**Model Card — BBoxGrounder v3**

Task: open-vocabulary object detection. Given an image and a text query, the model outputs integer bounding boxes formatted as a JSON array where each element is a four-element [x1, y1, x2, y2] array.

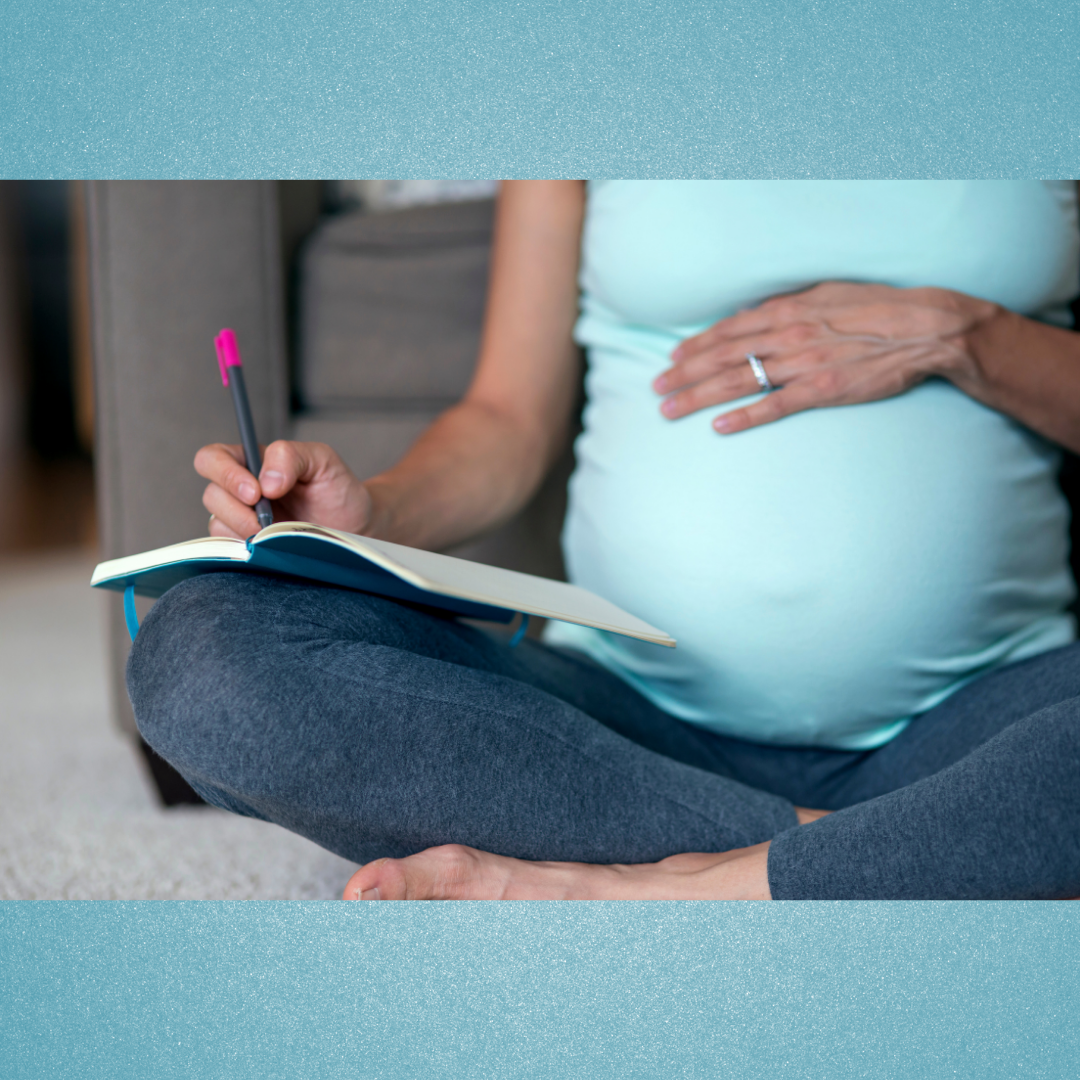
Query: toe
[[343, 858, 409, 901], [343, 845, 513, 901]]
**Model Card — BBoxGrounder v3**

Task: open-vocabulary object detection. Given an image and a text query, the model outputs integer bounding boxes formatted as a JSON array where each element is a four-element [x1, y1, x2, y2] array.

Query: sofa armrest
[[87, 180, 291, 734]]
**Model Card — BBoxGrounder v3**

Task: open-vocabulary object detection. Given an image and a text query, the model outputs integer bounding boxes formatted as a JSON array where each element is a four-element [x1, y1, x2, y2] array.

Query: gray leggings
[[126, 573, 1080, 899]]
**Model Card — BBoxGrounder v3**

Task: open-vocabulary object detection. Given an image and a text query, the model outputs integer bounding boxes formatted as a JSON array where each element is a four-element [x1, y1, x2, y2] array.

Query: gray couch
[[86, 181, 574, 798]]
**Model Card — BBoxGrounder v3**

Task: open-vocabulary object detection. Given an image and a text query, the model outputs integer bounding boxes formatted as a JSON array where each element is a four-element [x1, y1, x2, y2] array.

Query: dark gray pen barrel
[[228, 366, 274, 528]]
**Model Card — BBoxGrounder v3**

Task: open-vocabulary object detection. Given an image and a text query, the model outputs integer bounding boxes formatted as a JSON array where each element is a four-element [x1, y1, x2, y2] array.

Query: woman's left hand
[[653, 282, 997, 434]]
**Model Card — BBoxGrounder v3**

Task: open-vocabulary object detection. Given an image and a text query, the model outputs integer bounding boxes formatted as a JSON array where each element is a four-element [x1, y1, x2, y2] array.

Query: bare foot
[[342, 807, 832, 902], [342, 842, 773, 901]]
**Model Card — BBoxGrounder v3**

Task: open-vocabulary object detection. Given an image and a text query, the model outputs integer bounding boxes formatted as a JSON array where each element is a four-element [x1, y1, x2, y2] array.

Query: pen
[[215, 328, 274, 530]]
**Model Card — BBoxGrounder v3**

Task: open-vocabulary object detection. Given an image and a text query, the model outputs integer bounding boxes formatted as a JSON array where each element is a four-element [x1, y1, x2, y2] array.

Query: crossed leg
[[128, 574, 1080, 901], [342, 694, 1080, 901]]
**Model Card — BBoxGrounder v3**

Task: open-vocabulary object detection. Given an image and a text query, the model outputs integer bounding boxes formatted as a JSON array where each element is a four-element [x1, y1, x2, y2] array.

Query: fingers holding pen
[[257, 439, 319, 500], [195, 443, 265, 537], [207, 512, 247, 540], [195, 443, 261, 502], [195, 439, 369, 536], [202, 478, 261, 538], [194, 440, 313, 502]]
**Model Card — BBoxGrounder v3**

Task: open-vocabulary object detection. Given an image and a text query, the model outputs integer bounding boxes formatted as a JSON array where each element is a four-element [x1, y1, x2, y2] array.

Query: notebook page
[[256, 523, 675, 647]]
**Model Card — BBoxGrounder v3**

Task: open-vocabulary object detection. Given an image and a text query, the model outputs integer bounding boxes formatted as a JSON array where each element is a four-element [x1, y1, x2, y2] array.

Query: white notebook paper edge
[[90, 524, 677, 648], [265, 527, 675, 646]]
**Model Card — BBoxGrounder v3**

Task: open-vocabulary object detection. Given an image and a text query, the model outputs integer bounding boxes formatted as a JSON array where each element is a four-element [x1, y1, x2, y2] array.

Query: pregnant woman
[[129, 180, 1080, 899]]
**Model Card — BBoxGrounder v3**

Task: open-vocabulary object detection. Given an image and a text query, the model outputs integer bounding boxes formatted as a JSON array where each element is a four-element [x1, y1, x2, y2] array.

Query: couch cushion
[[297, 199, 494, 409]]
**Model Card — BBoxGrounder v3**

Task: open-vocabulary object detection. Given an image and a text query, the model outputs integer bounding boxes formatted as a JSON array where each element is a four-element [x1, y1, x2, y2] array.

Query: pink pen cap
[[214, 327, 274, 530], [215, 328, 243, 386]]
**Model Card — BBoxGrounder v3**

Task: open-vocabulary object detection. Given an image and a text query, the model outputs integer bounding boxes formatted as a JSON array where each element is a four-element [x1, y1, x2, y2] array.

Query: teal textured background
[[2, 902, 1078, 1078], [2, 0, 1079, 177]]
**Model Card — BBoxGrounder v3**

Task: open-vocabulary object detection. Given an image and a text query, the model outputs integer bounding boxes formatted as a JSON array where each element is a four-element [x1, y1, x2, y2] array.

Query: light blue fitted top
[[545, 181, 1080, 749]]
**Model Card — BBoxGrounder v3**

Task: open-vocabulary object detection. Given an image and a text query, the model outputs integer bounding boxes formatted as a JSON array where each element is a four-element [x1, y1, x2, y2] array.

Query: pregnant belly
[[558, 376, 1073, 747]]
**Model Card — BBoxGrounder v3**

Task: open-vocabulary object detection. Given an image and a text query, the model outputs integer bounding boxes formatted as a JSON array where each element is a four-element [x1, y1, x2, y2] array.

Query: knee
[[125, 573, 267, 781]]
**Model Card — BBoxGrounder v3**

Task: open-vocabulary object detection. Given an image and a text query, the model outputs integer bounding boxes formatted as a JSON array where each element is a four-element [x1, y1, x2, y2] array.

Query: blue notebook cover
[[91, 522, 676, 647]]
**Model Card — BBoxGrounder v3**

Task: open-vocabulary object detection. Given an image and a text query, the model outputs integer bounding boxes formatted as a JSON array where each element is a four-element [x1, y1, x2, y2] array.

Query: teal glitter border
[[2, 902, 1078, 1078], [2, 0, 1079, 177]]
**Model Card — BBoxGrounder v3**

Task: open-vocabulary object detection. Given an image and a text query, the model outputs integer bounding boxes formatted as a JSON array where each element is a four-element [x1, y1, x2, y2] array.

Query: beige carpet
[[0, 551, 356, 899]]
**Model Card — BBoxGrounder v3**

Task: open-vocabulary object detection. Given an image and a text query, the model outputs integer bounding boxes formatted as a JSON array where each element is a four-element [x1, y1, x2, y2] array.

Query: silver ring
[[746, 354, 773, 392]]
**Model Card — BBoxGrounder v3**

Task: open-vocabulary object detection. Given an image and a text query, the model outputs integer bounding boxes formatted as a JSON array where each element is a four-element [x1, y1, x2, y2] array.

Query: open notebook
[[91, 521, 675, 647]]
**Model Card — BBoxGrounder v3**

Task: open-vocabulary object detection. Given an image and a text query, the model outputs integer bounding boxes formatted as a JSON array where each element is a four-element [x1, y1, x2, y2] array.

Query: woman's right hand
[[192, 182, 586, 550], [194, 440, 372, 539]]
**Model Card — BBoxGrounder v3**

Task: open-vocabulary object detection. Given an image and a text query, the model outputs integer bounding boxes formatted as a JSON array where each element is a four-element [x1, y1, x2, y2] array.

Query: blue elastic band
[[123, 584, 140, 642], [509, 613, 529, 647]]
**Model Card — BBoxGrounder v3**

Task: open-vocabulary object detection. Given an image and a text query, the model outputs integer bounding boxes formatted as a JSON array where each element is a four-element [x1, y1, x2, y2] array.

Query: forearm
[[362, 394, 572, 551], [363, 180, 586, 551], [946, 299, 1080, 452]]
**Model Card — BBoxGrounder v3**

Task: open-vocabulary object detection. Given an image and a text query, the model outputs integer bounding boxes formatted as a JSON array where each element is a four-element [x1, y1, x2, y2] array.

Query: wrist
[[356, 476, 395, 539], [936, 290, 1007, 391]]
